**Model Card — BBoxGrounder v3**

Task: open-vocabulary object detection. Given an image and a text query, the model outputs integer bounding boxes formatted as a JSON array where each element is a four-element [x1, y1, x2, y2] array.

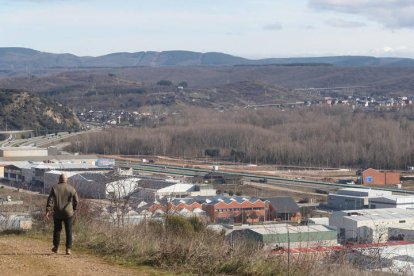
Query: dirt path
[[0, 236, 153, 276], [248, 182, 327, 197]]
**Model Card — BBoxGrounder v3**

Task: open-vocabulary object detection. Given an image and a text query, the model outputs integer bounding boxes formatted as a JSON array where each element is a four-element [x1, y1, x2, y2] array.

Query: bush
[[178, 81, 188, 88], [165, 215, 194, 236], [157, 80, 172, 86]]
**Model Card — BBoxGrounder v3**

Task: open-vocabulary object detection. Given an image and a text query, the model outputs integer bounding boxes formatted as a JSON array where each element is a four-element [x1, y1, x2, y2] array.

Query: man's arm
[[72, 190, 79, 212], [45, 188, 55, 219]]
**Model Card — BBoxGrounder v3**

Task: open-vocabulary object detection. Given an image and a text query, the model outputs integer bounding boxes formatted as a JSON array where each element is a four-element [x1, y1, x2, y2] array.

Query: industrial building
[[360, 168, 400, 185], [1, 161, 109, 193], [2, 162, 34, 183], [43, 170, 141, 199], [0, 147, 48, 158], [230, 224, 338, 249], [329, 208, 414, 243], [327, 188, 392, 210], [261, 197, 301, 222], [203, 196, 266, 224], [369, 195, 414, 209], [148, 198, 206, 217], [155, 183, 216, 199]]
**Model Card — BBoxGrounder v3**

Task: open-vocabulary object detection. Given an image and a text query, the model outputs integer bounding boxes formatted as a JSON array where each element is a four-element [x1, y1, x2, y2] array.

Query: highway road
[[116, 160, 414, 195], [0, 129, 100, 148], [0, 130, 33, 135], [0, 135, 13, 147]]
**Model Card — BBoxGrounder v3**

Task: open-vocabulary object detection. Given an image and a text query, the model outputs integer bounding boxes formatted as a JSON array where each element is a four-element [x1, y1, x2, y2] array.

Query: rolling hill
[[1, 65, 414, 111], [1, 47, 414, 70]]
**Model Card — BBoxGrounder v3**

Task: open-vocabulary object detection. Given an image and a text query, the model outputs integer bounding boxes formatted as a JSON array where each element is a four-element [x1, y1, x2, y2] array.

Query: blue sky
[[1, 0, 414, 58]]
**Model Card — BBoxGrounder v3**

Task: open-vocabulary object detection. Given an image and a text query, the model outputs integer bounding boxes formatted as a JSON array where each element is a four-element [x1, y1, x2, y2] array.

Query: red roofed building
[[203, 196, 266, 224], [148, 198, 203, 213]]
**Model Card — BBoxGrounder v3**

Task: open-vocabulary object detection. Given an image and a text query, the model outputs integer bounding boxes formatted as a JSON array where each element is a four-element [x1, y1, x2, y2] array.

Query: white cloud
[[309, 0, 414, 29], [325, 18, 365, 28], [370, 46, 414, 57], [263, 22, 283, 31]]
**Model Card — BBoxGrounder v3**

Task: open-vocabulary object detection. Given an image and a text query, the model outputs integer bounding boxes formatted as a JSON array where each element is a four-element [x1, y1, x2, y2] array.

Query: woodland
[[68, 106, 414, 170]]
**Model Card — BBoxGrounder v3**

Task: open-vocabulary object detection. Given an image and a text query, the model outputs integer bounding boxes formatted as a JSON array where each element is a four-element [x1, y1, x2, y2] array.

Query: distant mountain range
[[1, 47, 414, 69]]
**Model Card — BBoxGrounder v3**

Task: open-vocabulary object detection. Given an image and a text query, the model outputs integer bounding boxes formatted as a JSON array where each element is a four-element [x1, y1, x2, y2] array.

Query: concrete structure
[[0, 154, 98, 163], [327, 188, 392, 210], [155, 184, 197, 199], [106, 178, 141, 199], [329, 208, 414, 243], [369, 195, 414, 209], [307, 217, 330, 226], [230, 224, 338, 249], [203, 196, 266, 224], [0, 165, 4, 178], [361, 168, 400, 185], [0, 147, 48, 158], [0, 213, 32, 231], [155, 183, 216, 199]]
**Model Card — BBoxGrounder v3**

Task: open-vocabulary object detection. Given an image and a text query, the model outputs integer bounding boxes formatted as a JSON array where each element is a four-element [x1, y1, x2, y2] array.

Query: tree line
[[68, 106, 414, 170]]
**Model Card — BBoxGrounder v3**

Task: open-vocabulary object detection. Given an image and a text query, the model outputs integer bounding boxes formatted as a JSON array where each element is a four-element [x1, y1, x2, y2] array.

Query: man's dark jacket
[[46, 182, 79, 219]]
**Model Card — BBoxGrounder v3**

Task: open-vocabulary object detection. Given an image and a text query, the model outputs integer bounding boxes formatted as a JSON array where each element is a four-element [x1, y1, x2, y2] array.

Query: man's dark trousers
[[53, 217, 73, 249]]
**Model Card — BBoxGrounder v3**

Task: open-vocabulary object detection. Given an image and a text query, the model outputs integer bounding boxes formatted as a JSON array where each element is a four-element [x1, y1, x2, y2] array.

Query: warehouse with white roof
[[369, 195, 414, 209], [155, 183, 216, 199], [329, 208, 414, 243]]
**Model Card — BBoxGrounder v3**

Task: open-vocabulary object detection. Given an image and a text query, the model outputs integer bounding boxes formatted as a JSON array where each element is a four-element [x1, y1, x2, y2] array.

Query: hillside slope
[[1, 65, 414, 110], [0, 89, 80, 131]]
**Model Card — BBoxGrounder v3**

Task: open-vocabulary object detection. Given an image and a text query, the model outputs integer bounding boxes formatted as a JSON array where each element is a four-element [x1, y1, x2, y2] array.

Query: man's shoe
[[51, 247, 58, 254], [66, 249, 71, 255]]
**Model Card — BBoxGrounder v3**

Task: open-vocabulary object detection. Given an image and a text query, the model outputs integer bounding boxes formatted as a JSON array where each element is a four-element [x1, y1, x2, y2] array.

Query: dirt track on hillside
[[0, 236, 149, 276]]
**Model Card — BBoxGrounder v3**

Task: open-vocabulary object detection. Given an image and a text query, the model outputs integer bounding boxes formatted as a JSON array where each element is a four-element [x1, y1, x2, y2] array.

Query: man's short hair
[[59, 174, 67, 183]]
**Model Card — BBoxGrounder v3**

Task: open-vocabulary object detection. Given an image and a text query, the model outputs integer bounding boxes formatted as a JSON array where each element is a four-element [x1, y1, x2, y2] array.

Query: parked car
[[337, 179, 355, 185]]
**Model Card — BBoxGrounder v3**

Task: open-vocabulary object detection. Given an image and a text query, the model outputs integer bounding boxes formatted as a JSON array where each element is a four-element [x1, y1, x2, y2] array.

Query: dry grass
[[30, 208, 393, 276], [0, 190, 393, 275]]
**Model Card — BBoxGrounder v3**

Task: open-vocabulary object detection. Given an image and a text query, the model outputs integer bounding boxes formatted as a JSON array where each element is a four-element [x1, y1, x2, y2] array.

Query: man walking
[[46, 174, 79, 255]]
